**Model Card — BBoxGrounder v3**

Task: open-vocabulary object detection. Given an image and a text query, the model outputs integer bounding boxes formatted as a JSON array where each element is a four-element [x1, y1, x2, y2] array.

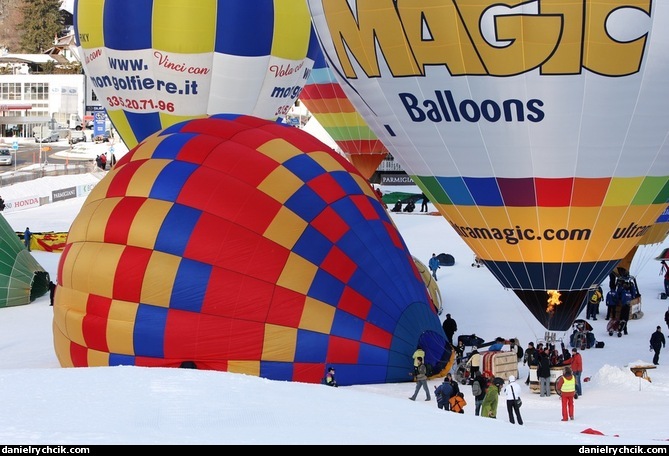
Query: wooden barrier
[[481, 351, 518, 381], [528, 365, 565, 394]]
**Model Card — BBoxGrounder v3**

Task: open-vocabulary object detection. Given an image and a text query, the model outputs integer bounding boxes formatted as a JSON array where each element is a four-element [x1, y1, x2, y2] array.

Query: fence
[[0, 162, 96, 188]]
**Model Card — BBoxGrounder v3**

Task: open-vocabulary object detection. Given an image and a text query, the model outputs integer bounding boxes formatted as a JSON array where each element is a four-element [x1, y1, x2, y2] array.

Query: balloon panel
[[308, 1, 669, 329], [300, 43, 387, 179], [0, 216, 49, 308], [347, 154, 387, 181], [53, 114, 448, 385], [616, 204, 669, 277], [640, 206, 669, 245], [74, 0, 319, 149]]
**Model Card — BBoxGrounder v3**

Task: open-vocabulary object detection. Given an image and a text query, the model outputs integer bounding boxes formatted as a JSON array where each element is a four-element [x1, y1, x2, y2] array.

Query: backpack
[[516, 345, 524, 361], [471, 379, 482, 397], [590, 289, 602, 304], [425, 363, 434, 376]]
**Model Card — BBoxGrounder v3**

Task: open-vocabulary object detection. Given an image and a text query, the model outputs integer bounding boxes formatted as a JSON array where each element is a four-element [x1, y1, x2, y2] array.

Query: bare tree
[[0, 0, 25, 52]]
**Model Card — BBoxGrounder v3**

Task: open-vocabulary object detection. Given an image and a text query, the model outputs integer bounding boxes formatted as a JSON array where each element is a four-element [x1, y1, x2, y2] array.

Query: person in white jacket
[[502, 375, 523, 425]]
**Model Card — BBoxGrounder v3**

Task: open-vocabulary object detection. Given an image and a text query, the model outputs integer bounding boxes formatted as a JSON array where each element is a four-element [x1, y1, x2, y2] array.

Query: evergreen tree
[[18, 0, 63, 54]]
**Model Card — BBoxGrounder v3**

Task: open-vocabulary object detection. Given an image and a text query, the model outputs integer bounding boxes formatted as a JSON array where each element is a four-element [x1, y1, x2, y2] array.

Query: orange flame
[[546, 290, 562, 314]]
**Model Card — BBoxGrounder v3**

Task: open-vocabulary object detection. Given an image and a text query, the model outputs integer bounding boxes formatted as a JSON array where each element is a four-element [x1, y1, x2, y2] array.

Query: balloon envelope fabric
[[74, 0, 320, 149], [300, 43, 388, 179], [0, 215, 50, 308], [53, 114, 448, 385], [308, 1, 669, 330]]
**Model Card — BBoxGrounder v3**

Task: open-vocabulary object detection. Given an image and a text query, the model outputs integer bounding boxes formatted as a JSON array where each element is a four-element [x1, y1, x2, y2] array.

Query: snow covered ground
[[0, 173, 668, 445]]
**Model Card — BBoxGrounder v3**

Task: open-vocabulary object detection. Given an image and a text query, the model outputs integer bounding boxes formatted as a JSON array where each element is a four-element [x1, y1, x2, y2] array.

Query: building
[[0, 32, 101, 139]]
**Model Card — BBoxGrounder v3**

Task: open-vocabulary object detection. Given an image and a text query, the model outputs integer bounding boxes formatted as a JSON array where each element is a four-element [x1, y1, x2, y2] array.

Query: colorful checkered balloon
[[53, 114, 449, 385]]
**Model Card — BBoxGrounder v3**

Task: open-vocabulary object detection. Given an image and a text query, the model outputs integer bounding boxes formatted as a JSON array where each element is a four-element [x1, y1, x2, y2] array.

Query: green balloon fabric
[[0, 214, 49, 308]]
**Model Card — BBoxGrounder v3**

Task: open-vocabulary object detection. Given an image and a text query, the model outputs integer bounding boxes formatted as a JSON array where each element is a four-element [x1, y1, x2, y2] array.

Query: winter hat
[[508, 375, 515, 382]]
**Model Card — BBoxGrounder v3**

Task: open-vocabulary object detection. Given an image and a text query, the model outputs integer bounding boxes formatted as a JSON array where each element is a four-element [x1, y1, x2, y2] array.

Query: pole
[[39, 135, 42, 177]]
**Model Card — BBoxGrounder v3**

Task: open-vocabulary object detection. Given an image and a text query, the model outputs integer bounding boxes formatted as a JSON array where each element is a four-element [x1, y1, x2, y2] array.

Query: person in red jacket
[[556, 366, 576, 421], [569, 347, 583, 398]]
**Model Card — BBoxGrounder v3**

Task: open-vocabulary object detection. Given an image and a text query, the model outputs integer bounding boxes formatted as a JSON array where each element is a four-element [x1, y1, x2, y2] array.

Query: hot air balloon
[[73, 0, 319, 149], [0, 215, 50, 307], [308, 1, 669, 330], [616, 205, 669, 274], [300, 44, 388, 179], [52, 114, 450, 385]]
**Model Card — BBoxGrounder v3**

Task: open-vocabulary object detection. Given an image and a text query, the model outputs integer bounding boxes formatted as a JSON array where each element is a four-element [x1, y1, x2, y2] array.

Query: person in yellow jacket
[[556, 366, 576, 421], [465, 347, 481, 380], [412, 346, 425, 379], [449, 392, 467, 414]]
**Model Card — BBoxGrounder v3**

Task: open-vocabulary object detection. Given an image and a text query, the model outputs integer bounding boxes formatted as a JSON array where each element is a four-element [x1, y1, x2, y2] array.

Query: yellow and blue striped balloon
[[74, 0, 319, 149]]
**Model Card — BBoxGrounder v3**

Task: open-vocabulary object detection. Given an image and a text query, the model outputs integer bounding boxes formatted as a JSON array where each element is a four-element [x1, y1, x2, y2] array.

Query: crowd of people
[[401, 323, 589, 423], [402, 322, 664, 423], [322, 266, 668, 424], [95, 153, 108, 170]]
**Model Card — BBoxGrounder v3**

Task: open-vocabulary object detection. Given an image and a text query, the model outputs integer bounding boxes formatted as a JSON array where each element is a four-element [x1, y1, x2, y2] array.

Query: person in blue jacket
[[488, 337, 505, 351], [428, 253, 440, 281], [24, 227, 31, 251], [434, 377, 454, 411]]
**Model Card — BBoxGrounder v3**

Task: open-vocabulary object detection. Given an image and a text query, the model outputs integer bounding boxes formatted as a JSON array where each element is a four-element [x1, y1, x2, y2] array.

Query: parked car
[[35, 132, 60, 143], [0, 148, 12, 166], [69, 130, 87, 145]]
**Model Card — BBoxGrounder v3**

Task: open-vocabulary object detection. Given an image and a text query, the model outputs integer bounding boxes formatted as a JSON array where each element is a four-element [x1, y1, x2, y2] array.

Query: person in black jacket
[[470, 372, 488, 416], [537, 348, 552, 397], [523, 341, 537, 385], [391, 200, 402, 212], [442, 313, 458, 345], [650, 326, 666, 365], [325, 367, 338, 387], [445, 372, 460, 397], [420, 193, 429, 212], [48, 281, 56, 306]]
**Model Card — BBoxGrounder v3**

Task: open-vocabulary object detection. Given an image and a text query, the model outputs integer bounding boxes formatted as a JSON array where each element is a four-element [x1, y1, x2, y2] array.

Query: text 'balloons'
[[308, 0, 669, 329]]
